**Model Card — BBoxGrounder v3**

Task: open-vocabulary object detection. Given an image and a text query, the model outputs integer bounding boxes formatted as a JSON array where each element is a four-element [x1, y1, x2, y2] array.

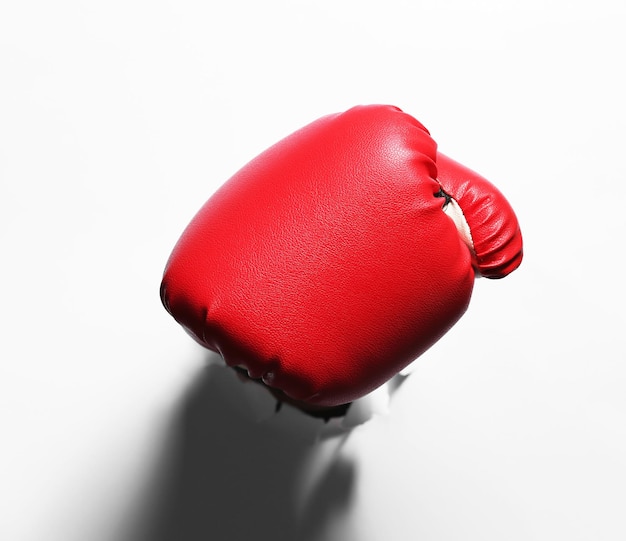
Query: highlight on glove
[[160, 104, 523, 416]]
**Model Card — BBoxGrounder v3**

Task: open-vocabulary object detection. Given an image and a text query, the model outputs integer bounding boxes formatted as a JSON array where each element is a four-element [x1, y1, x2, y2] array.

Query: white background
[[2, 1, 625, 540]]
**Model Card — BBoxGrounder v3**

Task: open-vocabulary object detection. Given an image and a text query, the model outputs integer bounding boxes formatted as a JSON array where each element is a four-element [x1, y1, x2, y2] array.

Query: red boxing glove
[[161, 105, 522, 409]]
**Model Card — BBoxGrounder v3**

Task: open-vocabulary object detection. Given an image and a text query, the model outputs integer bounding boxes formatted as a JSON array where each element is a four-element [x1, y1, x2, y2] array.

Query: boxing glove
[[160, 105, 522, 410]]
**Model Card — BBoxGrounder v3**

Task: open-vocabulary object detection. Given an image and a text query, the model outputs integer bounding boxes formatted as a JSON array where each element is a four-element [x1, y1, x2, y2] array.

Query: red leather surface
[[161, 105, 520, 406], [436, 153, 523, 278]]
